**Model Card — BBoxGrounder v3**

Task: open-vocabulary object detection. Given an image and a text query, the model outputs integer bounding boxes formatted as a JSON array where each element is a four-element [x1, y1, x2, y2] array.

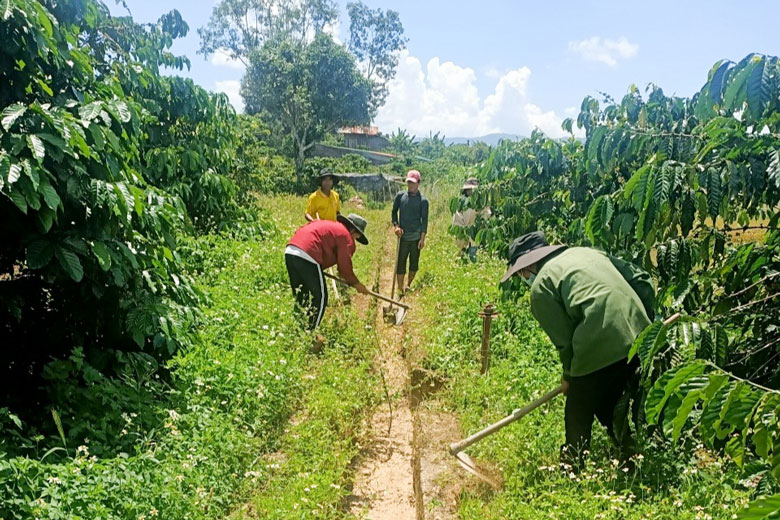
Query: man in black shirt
[[391, 170, 429, 294]]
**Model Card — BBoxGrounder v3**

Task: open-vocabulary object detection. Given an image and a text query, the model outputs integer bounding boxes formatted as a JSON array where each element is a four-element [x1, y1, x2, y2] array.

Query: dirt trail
[[346, 228, 465, 520]]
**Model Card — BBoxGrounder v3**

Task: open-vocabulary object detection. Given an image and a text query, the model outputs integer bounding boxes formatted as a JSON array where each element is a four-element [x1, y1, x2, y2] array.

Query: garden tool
[[449, 386, 563, 488], [324, 273, 410, 312], [449, 313, 682, 488], [383, 236, 406, 325]]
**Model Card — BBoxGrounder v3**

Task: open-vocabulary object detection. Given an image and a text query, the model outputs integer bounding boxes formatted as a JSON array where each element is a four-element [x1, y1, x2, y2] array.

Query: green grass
[[406, 187, 755, 519], [226, 193, 389, 518], [0, 192, 386, 519]]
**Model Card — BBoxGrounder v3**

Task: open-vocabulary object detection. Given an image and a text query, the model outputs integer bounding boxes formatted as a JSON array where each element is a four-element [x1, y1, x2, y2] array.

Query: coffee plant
[[454, 53, 780, 516], [0, 0, 255, 439]]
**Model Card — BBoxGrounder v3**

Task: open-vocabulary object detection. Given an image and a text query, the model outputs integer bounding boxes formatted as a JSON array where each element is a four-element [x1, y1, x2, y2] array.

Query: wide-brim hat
[[337, 213, 369, 245], [462, 178, 479, 191], [500, 231, 566, 283], [317, 168, 340, 186]]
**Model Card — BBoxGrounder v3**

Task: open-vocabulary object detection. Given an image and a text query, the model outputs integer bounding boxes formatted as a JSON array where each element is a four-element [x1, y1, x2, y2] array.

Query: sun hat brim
[[337, 214, 368, 245], [500, 245, 566, 283]]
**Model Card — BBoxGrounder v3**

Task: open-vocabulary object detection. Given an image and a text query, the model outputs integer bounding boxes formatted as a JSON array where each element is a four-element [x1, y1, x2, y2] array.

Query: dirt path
[[346, 228, 465, 520]]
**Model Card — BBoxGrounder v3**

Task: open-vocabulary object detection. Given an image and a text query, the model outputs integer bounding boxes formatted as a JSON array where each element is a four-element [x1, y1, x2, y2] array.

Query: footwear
[[311, 334, 325, 354]]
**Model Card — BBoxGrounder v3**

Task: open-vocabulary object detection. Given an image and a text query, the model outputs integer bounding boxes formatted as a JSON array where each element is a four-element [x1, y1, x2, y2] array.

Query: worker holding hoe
[[285, 213, 370, 331], [305, 168, 341, 222], [501, 231, 655, 465], [391, 170, 429, 294]]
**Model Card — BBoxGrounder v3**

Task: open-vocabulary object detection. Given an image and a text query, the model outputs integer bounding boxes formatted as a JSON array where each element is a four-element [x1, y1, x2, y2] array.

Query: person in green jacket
[[500, 231, 655, 463]]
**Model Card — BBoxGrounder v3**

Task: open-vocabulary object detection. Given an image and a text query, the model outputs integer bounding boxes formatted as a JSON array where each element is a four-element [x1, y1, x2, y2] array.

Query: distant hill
[[438, 133, 522, 146]]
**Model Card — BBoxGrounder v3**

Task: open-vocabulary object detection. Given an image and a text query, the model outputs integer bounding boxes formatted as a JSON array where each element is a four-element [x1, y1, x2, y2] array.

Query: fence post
[[479, 303, 499, 374]]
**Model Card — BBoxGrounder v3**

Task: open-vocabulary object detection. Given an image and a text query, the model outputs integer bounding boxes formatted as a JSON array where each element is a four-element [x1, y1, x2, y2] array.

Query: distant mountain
[[441, 133, 525, 146]]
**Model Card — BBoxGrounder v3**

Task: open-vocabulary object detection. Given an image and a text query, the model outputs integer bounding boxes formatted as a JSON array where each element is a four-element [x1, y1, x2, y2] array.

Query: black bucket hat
[[500, 231, 566, 283], [316, 168, 339, 186], [337, 213, 369, 245]]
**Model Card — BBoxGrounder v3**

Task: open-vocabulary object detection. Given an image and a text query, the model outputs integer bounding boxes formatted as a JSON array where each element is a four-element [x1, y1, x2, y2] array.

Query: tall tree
[[197, 0, 338, 66], [241, 34, 372, 174], [347, 1, 407, 111]]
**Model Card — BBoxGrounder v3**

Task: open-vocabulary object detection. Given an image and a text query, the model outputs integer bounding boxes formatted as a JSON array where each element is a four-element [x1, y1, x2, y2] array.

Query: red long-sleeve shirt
[[287, 220, 360, 285]]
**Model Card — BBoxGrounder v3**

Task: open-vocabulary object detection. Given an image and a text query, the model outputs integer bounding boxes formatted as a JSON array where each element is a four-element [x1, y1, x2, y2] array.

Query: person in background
[[285, 214, 370, 331], [452, 178, 491, 262], [305, 169, 341, 222], [500, 231, 655, 465], [391, 170, 429, 294]]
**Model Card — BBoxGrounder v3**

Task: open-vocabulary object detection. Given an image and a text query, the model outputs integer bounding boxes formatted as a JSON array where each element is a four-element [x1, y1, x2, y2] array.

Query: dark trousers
[[396, 239, 421, 274], [564, 357, 638, 460], [285, 254, 327, 330]]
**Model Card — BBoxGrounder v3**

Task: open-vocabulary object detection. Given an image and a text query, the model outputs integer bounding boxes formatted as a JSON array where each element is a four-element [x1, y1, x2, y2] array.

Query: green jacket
[[529, 247, 653, 378]]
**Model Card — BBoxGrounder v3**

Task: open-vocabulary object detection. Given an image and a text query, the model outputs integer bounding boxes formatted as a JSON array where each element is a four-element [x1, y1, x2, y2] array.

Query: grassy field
[[2, 187, 760, 519]]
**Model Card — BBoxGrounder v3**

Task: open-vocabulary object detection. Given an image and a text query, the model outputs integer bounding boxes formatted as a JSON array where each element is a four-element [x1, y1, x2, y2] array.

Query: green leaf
[[55, 247, 83, 282], [737, 493, 780, 519], [671, 380, 708, 441], [91, 242, 112, 271], [27, 134, 45, 162], [2, 103, 26, 131], [10, 189, 27, 213], [645, 361, 707, 425], [768, 150, 780, 189], [706, 168, 722, 221], [40, 183, 60, 210], [78, 101, 102, 122], [746, 56, 774, 121], [36, 78, 54, 96], [26, 240, 54, 269], [1, 0, 13, 21], [6, 162, 21, 184]]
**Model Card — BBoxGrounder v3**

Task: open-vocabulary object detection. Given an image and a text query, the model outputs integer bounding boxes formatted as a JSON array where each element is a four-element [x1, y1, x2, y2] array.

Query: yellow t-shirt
[[305, 189, 341, 221]]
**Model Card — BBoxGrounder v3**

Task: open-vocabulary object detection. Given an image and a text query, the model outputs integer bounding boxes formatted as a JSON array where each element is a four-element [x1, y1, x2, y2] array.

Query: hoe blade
[[453, 451, 503, 489], [394, 306, 407, 326]]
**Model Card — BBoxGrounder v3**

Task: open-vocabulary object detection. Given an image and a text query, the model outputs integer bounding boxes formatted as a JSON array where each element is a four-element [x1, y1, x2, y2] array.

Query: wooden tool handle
[[449, 386, 563, 455], [324, 272, 410, 309]]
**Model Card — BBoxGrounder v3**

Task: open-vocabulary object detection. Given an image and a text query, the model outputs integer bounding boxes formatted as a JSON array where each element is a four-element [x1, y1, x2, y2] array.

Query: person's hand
[[418, 237, 425, 250], [355, 283, 370, 295], [394, 226, 404, 237], [561, 377, 570, 396]]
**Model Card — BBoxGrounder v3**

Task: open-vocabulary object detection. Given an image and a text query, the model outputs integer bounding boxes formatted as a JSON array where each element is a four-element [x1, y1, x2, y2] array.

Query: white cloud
[[215, 80, 244, 113], [568, 36, 638, 67], [210, 49, 245, 70], [374, 51, 576, 139]]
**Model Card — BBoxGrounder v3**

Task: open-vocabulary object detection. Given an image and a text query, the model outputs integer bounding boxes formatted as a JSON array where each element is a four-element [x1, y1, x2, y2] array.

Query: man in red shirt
[[285, 213, 370, 330]]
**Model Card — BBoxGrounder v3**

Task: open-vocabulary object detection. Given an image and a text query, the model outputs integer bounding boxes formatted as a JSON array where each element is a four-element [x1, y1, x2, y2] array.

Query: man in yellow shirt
[[305, 169, 341, 222]]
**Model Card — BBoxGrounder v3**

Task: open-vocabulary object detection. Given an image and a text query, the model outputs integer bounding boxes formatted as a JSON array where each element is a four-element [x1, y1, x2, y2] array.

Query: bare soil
[[346, 229, 466, 520]]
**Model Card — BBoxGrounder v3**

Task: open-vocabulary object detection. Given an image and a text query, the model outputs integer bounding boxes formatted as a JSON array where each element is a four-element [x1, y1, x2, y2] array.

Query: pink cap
[[405, 170, 421, 183]]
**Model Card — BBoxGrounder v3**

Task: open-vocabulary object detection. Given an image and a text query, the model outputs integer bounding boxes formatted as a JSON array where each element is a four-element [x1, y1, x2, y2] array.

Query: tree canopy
[[241, 34, 372, 173]]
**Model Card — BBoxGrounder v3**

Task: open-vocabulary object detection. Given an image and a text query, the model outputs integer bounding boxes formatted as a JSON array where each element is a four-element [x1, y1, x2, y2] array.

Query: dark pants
[[285, 254, 327, 330], [563, 357, 638, 461], [396, 239, 421, 274]]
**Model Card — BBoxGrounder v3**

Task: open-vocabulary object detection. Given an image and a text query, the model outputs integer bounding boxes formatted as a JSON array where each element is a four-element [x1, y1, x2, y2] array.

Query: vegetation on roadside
[[452, 54, 780, 517]]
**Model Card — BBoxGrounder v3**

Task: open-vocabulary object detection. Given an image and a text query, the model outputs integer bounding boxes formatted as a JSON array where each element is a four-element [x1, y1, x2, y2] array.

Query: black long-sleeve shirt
[[392, 191, 429, 242]]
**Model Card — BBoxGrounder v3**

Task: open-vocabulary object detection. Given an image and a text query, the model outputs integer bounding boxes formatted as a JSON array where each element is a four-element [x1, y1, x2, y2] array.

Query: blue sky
[[112, 1, 780, 138]]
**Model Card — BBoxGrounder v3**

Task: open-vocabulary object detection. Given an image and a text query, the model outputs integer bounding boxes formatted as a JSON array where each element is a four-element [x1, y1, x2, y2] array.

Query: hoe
[[449, 386, 563, 488], [382, 236, 407, 325], [450, 314, 680, 488], [324, 272, 409, 323]]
